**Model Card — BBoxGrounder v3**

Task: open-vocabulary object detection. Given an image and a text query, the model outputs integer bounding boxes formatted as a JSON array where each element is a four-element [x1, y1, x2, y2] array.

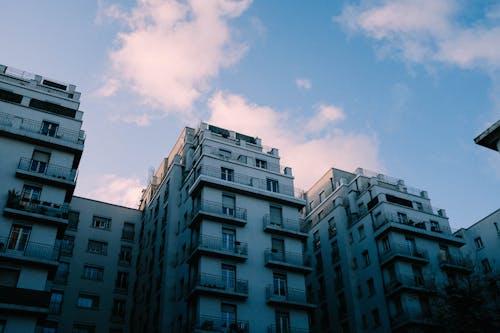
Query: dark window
[[122, 223, 135, 241], [91, 216, 111, 230], [87, 240, 108, 255], [29, 98, 76, 118], [67, 210, 80, 230], [386, 194, 412, 208], [0, 88, 23, 103], [82, 265, 104, 281], [61, 235, 75, 257], [77, 294, 99, 310], [49, 291, 63, 314]]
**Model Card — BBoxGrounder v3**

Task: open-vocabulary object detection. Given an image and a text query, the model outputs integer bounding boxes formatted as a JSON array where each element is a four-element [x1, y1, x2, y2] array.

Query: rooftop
[[474, 120, 500, 152]]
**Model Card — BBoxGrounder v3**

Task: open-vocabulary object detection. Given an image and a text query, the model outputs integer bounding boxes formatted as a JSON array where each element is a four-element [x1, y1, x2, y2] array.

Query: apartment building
[[0, 64, 85, 332], [45, 196, 141, 333], [474, 120, 500, 152], [131, 123, 313, 333], [303, 168, 470, 333]]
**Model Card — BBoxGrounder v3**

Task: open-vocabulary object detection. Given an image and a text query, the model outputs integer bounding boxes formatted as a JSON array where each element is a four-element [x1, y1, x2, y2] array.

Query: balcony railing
[[438, 254, 473, 271], [192, 314, 249, 333], [191, 234, 248, 257], [17, 157, 77, 183], [5, 191, 69, 220], [264, 249, 311, 270], [390, 311, 436, 328], [191, 273, 248, 295], [194, 165, 304, 199], [262, 215, 307, 236], [0, 111, 85, 145], [265, 285, 311, 306], [192, 199, 247, 222], [384, 274, 436, 295], [0, 285, 51, 311], [0, 236, 60, 262], [204, 146, 286, 174], [267, 325, 310, 333], [379, 243, 429, 265], [373, 212, 452, 234]]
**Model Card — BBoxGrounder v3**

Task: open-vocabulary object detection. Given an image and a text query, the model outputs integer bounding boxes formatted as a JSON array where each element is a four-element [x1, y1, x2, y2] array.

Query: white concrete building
[[131, 123, 313, 333], [303, 168, 470, 333], [0, 64, 84, 332]]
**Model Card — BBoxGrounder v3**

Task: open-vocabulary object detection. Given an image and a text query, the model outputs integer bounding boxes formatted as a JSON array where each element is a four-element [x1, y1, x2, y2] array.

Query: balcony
[[384, 274, 436, 296], [390, 311, 438, 331], [0, 111, 85, 151], [16, 157, 77, 188], [204, 146, 286, 174], [265, 285, 316, 310], [192, 315, 249, 333], [0, 236, 59, 266], [4, 190, 69, 226], [0, 285, 50, 314], [438, 254, 474, 272], [262, 215, 308, 239], [187, 273, 248, 300], [267, 325, 310, 333], [264, 249, 312, 273], [190, 200, 247, 228], [378, 243, 429, 266], [189, 235, 248, 262], [190, 165, 305, 206]]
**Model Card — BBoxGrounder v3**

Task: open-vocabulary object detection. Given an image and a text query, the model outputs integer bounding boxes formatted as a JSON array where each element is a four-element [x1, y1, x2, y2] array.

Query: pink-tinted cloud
[[81, 174, 144, 208]]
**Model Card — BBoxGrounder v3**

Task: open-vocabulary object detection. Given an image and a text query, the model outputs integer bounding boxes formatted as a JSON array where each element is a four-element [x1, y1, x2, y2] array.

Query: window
[[430, 220, 441, 232], [367, 278, 375, 296], [72, 323, 95, 333], [41, 120, 59, 137], [68, 210, 80, 230], [266, 178, 279, 192], [0, 267, 20, 287], [87, 240, 108, 256], [313, 231, 320, 250], [372, 308, 381, 327], [316, 253, 323, 273], [54, 262, 69, 284], [439, 245, 449, 261], [112, 299, 127, 319], [474, 237, 484, 249], [222, 264, 236, 291], [30, 150, 50, 173], [273, 273, 287, 296], [121, 223, 135, 241], [309, 201, 314, 211], [37, 321, 58, 333], [82, 265, 104, 281], [20, 184, 41, 207], [397, 212, 408, 224], [271, 238, 285, 261], [220, 167, 234, 181], [334, 265, 343, 289], [7, 224, 32, 251], [77, 294, 99, 310], [222, 194, 235, 216], [221, 303, 237, 327], [318, 210, 324, 220], [331, 241, 340, 263], [319, 191, 324, 203], [481, 259, 492, 273], [222, 228, 235, 251], [275, 311, 290, 333], [91, 216, 111, 230], [328, 218, 337, 238], [49, 291, 63, 314], [219, 149, 231, 159], [118, 246, 133, 266], [116, 272, 129, 290], [362, 250, 370, 267], [415, 202, 423, 211], [269, 206, 283, 225], [255, 159, 267, 169], [61, 235, 75, 257], [237, 155, 248, 164], [358, 225, 366, 240], [381, 236, 391, 252]]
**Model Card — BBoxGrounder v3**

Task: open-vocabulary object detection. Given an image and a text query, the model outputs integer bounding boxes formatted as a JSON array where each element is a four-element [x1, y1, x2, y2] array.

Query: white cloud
[[208, 91, 383, 189], [98, 0, 252, 121], [295, 78, 312, 90], [305, 104, 345, 133], [336, 0, 500, 69], [82, 174, 144, 208]]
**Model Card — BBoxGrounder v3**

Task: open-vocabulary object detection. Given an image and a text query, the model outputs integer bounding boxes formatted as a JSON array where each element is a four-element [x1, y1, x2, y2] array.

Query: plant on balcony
[[6, 189, 21, 209]]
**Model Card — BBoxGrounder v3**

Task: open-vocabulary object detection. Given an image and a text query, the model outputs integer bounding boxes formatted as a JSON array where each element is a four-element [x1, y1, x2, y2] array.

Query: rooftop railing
[[192, 314, 249, 333], [0, 236, 59, 262], [17, 157, 77, 183], [191, 234, 248, 257], [192, 199, 247, 222], [191, 273, 248, 295], [0, 111, 85, 145]]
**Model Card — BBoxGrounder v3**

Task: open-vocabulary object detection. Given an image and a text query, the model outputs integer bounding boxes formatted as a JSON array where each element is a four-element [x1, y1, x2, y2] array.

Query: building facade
[[131, 123, 313, 333], [303, 168, 470, 333], [0, 64, 85, 332]]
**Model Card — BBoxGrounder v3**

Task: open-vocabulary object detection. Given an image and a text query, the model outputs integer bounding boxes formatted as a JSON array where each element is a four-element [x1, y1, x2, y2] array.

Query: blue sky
[[1, 0, 498, 229]]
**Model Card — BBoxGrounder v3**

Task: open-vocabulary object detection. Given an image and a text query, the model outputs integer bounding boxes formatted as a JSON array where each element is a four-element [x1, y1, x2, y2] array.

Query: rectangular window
[[415, 202, 423, 211], [54, 262, 69, 284], [358, 225, 366, 240], [222, 264, 237, 291], [87, 240, 108, 256], [255, 159, 267, 169], [271, 238, 285, 261], [0, 267, 20, 287], [313, 230, 321, 250], [367, 278, 375, 296], [319, 191, 324, 203], [222, 194, 235, 216], [220, 167, 234, 181], [40, 121, 59, 137], [269, 206, 283, 225], [474, 237, 484, 249], [273, 273, 287, 296], [222, 228, 236, 251], [221, 303, 237, 327], [328, 218, 337, 238], [397, 212, 408, 224], [112, 299, 127, 319], [61, 235, 75, 257], [20, 184, 41, 209], [115, 272, 129, 290], [430, 220, 441, 232], [7, 224, 32, 251], [68, 210, 80, 230], [30, 150, 50, 173], [49, 291, 63, 314], [237, 155, 247, 164], [482, 258, 492, 273], [118, 246, 133, 266], [77, 294, 99, 310], [275, 311, 290, 333], [382, 236, 391, 252], [362, 250, 371, 267], [82, 265, 104, 281], [219, 149, 231, 159], [266, 178, 279, 192], [121, 222, 135, 241], [91, 216, 111, 230]]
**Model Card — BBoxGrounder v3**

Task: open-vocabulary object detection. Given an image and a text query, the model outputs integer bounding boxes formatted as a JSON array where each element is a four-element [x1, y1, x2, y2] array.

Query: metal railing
[[372, 212, 451, 234], [267, 325, 310, 333], [265, 285, 308, 304], [191, 234, 248, 257], [17, 157, 77, 183], [192, 314, 249, 332], [384, 274, 436, 294], [264, 249, 311, 268], [0, 236, 59, 261], [438, 254, 473, 270], [191, 273, 248, 295], [262, 215, 306, 234], [6, 191, 69, 220], [194, 165, 303, 199], [0, 111, 85, 145], [204, 146, 286, 174], [379, 243, 429, 263], [192, 199, 247, 222]]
